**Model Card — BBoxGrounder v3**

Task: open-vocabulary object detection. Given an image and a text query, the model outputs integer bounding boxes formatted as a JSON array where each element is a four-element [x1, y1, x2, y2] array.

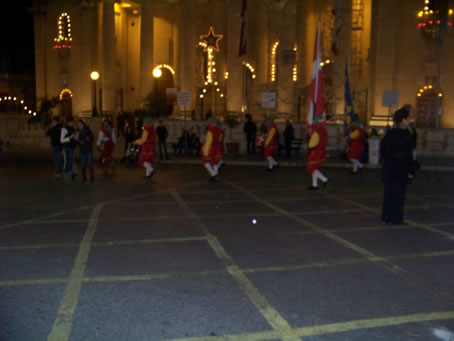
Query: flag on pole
[[307, 21, 325, 126], [239, 0, 248, 57], [331, 0, 342, 56], [344, 62, 356, 135]]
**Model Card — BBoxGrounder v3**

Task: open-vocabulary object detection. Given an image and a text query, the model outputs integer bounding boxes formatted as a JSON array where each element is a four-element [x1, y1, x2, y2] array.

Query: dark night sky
[[0, 0, 35, 74]]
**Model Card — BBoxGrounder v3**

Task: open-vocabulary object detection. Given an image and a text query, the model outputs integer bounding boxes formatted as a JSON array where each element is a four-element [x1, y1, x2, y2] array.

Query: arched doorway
[[416, 86, 441, 128], [59, 88, 73, 118]]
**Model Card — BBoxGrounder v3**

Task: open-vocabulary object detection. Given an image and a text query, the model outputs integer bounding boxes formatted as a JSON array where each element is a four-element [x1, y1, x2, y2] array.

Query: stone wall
[[1, 115, 454, 157]]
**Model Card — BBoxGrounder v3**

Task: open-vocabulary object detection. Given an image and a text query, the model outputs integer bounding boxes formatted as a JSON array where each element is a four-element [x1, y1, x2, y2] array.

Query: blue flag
[[344, 63, 356, 135]]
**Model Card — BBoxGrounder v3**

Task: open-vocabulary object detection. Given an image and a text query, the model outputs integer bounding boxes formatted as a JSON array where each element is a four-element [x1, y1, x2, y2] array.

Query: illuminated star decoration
[[200, 26, 223, 52]]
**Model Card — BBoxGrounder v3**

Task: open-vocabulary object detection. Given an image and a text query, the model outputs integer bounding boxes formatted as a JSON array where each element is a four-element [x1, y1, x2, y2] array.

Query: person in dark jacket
[[283, 120, 295, 157], [243, 114, 257, 154], [77, 119, 95, 183], [46, 117, 63, 176], [380, 108, 414, 225], [156, 120, 169, 160], [60, 118, 77, 184]]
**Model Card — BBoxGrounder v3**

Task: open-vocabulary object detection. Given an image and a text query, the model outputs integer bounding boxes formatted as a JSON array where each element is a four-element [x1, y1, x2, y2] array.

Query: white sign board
[[262, 92, 276, 108], [177, 92, 191, 107], [382, 90, 400, 108]]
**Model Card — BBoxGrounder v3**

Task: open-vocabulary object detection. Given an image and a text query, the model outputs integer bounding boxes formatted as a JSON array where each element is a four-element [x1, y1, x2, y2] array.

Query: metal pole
[[184, 105, 188, 154], [92, 80, 98, 117], [99, 87, 103, 116]]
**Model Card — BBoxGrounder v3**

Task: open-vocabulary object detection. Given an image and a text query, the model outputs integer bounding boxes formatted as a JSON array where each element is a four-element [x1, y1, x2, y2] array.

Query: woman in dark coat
[[380, 108, 414, 225]]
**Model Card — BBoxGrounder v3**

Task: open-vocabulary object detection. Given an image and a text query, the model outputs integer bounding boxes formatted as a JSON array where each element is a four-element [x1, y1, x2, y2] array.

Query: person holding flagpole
[[263, 116, 279, 171], [202, 116, 222, 182], [306, 20, 329, 190], [347, 119, 366, 174]]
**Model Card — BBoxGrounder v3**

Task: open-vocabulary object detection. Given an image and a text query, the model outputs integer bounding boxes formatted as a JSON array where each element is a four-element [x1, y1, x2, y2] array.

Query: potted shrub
[[224, 112, 241, 155]]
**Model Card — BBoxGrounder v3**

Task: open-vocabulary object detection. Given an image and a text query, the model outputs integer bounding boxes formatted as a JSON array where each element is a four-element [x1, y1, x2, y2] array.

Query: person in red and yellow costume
[[215, 119, 225, 171], [307, 116, 329, 190], [133, 116, 157, 179], [97, 118, 117, 176], [263, 117, 279, 171], [202, 116, 222, 182], [347, 119, 365, 174]]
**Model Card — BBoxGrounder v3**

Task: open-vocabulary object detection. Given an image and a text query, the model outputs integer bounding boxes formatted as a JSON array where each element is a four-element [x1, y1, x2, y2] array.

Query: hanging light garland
[[0, 96, 36, 115]]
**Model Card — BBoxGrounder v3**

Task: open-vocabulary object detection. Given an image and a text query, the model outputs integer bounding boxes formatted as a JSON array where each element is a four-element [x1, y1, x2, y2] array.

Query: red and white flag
[[307, 21, 326, 126], [238, 0, 247, 57]]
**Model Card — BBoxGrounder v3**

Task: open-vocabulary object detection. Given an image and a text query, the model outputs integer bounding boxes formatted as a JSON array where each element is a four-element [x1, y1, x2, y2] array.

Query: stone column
[[226, 0, 242, 113], [177, 0, 196, 111], [277, 1, 296, 116], [101, 0, 116, 113], [140, 0, 154, 100], [77, 2, 98, 114], [32, 5, 47, 101]]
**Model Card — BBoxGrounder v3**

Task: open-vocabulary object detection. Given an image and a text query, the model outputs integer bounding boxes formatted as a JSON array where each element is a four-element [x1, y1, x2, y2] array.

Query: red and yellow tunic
[[263, 123, 278, 158], [134, 124, 156, 164], [307, 122, 328, 174], [347, 126, 365, 160], [202, 126, 222, 165], [99, 128, 115, 166]]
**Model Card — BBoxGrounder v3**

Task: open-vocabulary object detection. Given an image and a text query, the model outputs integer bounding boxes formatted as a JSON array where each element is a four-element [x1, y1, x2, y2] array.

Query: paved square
[[1, 163, 453, 340]]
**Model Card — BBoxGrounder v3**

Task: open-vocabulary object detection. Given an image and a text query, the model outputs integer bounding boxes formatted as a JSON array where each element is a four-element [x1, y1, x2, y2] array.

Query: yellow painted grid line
[[47, 203, 103, 341], [169, 310, 454, 341], [322, 191, 454, 240], [169, 190, 300, 341], [2, 249, 454, 288], [228, 182, 453, 302]]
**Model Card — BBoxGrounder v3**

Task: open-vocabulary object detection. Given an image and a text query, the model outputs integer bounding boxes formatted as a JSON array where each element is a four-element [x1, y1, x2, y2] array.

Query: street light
[[90, 71, 100, 117]]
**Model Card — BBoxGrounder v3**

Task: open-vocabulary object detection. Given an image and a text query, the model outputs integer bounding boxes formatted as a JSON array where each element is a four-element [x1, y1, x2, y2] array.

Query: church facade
[[32, 0, 454, 127]]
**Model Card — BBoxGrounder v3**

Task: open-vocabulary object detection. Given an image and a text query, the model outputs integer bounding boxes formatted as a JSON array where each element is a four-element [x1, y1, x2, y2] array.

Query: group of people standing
[[47, 117, 117, 184]]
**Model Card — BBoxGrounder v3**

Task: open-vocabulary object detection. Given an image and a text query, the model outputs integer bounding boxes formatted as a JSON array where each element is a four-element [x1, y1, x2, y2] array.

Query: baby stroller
[[125, 143, 141, 167]]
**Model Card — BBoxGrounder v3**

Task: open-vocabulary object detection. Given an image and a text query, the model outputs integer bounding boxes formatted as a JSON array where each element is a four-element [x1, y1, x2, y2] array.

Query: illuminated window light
[[54, 12, 72, 49]]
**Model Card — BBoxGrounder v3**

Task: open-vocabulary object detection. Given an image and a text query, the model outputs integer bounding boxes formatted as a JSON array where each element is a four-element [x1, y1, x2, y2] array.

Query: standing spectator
[[283, 120, 294, 157], [77, 119, 95, 183], [402, 104, 420, 172], [156, 120, 169, 160], [60, 118, 77, 184], [122, 114, 135, 157], [46, 117, 63, 177], [380, 108, 414, 225], [97, 119, 117, 176], [243, 114, 257, 154]]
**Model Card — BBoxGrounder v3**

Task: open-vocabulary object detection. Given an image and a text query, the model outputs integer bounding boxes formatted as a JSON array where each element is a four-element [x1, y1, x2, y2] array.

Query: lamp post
[[90, 71, 99, 117]]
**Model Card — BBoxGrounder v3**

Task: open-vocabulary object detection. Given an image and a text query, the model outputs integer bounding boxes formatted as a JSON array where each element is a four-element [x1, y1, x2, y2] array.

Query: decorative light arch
[[417, 84, 442, 98], [53, 12, 72, 49], [271, 41, 279, 82], [152, 64, 175, 77], [59, 88, 73, 100], [242, 62, 256, 79]]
